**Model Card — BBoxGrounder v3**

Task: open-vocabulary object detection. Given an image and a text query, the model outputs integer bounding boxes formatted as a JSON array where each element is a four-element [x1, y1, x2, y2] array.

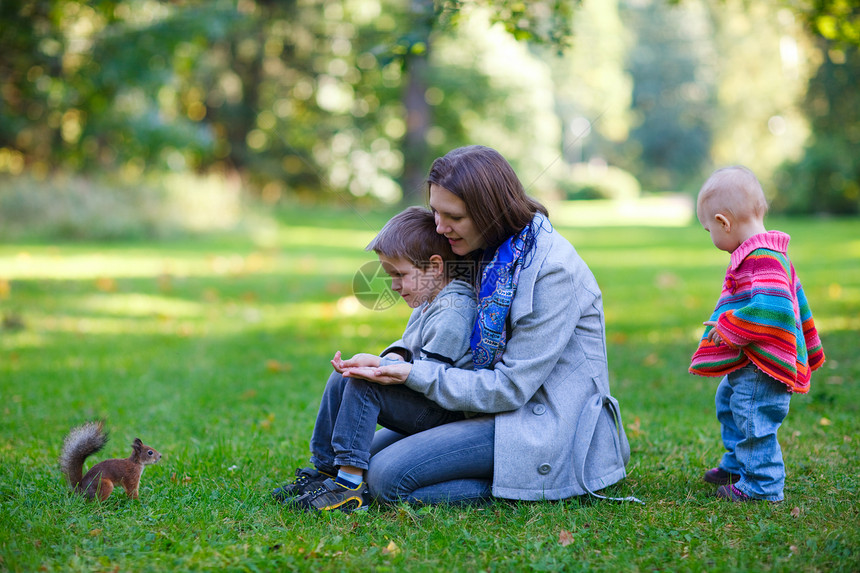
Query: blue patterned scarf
[[470, 220, 538, 369]]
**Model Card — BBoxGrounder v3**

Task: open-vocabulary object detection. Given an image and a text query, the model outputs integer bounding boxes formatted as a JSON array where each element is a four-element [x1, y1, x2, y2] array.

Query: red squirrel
[[59, 421, 161, 501]]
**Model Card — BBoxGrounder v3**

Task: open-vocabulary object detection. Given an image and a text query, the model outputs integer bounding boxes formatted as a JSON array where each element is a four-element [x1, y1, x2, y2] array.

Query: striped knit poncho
[[690, 231, 825, 393]]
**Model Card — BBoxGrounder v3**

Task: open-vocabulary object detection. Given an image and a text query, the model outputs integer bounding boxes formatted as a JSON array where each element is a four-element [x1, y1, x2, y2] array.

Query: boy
[[690, 166, 825, 502], [272, 206, 476, 512]]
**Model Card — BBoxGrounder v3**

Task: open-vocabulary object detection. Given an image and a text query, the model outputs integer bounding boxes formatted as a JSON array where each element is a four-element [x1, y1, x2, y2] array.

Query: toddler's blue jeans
[[716, 363, 792, 501]]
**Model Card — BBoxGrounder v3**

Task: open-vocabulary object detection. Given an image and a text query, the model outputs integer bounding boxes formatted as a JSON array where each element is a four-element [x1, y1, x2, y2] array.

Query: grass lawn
[[1, 205, 858, 572]]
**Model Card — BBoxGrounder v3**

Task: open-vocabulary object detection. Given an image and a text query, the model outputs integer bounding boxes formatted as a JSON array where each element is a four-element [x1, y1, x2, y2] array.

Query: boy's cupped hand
[[331, 350, 381, 373]]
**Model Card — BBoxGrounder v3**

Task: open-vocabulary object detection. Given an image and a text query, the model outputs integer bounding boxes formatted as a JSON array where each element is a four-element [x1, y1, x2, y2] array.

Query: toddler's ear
[[714, 213, 731, 231]]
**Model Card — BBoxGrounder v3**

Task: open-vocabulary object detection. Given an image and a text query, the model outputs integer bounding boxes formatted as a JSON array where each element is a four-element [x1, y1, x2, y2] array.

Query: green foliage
[[480, 0, 580, 49], [0, 0, 580, 205], [775, 135, 860, 215], [775, 43, 860, 215], [798, 0, 860, 46], [0, 210, 858, 571], [1, 0, 859, 213]]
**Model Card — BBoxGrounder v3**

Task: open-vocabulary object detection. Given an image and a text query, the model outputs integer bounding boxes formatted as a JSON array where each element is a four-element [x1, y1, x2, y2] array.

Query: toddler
[[690, 166, 825, 502]]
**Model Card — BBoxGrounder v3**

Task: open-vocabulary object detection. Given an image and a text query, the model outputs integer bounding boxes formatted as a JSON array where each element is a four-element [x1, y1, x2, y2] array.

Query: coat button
[[538, 463, 552, 475], [532, 404, 546, 415]]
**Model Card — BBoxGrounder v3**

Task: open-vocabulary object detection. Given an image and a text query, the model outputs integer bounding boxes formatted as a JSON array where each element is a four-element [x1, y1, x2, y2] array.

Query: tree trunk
[[400, 0, 434, 203]]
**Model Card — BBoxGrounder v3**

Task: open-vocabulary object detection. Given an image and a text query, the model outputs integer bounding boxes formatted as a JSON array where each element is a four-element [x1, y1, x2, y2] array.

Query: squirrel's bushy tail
[[59, 421, 108, 490]]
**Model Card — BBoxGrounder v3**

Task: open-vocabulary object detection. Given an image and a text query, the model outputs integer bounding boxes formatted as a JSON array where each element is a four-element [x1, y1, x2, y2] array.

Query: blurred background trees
[[1, 0, 858, 238]]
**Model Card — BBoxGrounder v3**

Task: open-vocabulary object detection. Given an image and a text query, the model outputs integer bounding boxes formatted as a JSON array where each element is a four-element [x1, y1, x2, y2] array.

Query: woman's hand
[[342, 362, 412, 385], [331, 351, 381, 373], [703, 321, 723, 346]]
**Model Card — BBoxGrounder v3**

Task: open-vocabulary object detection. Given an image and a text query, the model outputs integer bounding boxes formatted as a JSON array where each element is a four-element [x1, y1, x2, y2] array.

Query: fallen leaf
[[89, 528, 102, 537], [95, 277, 117, 292], [819, 417, 832, 426], [266, 360, 293, 373], [626, 417, 642, 437], [558, 530, 575, 547], [610, 332, 628, 344], [382, 540, 400, 556], [790, 506, 801, 518]]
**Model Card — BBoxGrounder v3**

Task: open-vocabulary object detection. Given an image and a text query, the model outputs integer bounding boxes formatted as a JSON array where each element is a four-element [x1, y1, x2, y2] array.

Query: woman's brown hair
[[426, 145, 548, 251]]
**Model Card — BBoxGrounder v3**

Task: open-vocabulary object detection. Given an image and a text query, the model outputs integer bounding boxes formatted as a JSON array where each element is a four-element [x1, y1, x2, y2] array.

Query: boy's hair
[[366, 206, 458, 270], [426, 145, 548, 251], [697, 165, 769, 222]]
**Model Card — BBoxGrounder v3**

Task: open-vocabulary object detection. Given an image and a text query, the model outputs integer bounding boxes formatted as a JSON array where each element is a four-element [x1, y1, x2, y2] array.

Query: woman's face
[[429, 184, 486, 255]]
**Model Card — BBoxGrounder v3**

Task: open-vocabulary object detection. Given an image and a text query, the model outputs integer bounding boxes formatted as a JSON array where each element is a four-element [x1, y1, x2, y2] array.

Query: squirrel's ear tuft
[[133, 438, 143, 450]]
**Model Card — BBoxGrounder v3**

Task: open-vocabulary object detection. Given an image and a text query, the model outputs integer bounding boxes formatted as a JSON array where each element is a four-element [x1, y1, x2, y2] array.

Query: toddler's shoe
[[703, 467, 740, 485], [716, 484, 752, 502], [272, 467, 333, 502], [294, 477, 371, 513]]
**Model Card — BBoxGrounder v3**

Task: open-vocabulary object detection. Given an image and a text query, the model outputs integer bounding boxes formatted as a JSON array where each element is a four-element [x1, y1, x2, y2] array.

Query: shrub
[[773, 136, 860, 215], [0, 173, 242, 241]]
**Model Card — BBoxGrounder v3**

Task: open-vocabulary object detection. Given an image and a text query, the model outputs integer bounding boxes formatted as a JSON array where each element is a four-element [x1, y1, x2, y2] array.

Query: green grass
[[1, 206, 858, 572]]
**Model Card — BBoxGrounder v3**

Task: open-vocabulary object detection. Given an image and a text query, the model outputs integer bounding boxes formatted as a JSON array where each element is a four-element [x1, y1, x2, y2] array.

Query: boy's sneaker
[[271, 467, 333, 502], [716, 484, 752, 502], [294, 478, 371, 513], [703, 467, 740, 485]]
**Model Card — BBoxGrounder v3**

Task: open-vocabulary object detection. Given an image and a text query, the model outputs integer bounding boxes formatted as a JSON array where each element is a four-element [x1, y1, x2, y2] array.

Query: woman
[[341, 145, 634, 504]]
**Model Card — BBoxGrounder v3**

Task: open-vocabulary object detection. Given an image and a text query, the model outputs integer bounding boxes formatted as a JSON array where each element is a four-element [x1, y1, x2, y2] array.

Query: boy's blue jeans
[[715, 363, 792, 501], [309, 371, 492, 504]]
